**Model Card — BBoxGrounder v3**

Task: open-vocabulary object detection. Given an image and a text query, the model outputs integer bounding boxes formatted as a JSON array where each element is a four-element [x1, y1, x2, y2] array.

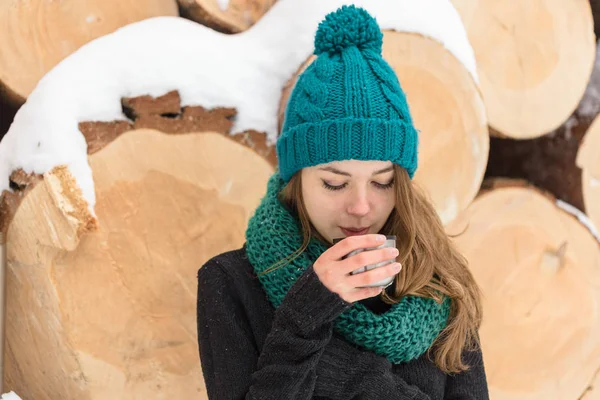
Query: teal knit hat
[[277, 5, 419, 183]]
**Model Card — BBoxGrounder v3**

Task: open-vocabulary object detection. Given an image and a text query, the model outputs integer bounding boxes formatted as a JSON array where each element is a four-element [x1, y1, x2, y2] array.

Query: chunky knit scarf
[[245, 171, 451, 364]]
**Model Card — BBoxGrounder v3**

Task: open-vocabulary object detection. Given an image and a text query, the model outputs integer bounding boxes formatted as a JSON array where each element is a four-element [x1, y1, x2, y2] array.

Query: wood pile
[[0, 0, 599, 399]]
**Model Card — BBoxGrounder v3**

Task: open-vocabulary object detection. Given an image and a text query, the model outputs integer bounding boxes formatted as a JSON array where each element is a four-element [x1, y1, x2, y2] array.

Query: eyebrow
[[318, 165, 394, 176]]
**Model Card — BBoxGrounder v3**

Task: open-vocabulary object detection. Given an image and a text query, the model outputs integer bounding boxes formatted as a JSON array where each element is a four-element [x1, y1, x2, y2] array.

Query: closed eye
[[374, 180, 394, 190], [321, 180, 394, 191], [322, 181, 346, 191]]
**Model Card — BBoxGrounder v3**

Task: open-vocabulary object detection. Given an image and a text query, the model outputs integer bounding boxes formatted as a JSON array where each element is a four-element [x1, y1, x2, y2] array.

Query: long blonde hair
[[272, 164, 483, 374]]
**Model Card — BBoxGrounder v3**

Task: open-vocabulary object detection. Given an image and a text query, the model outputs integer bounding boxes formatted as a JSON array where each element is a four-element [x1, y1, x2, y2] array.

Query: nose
[[346, 187, 370, 217]]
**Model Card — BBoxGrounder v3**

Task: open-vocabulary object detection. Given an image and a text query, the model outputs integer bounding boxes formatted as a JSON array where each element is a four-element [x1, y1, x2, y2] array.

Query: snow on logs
[[1, 0, 598, 398], [1, 91, 274, 399], [0, 0, 179, 105], [451, 0, 596, 139], [447, 179, 600, 400], [177, 0, 277, 33]]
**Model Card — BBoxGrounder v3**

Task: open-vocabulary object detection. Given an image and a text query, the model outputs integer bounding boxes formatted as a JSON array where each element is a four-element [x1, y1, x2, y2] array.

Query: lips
[[340, 227, 370, 236]]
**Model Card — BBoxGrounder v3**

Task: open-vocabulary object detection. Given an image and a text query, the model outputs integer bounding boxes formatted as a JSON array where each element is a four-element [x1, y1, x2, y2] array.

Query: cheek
[[377, 192, 396, 216], [305, 193, 332, 218]]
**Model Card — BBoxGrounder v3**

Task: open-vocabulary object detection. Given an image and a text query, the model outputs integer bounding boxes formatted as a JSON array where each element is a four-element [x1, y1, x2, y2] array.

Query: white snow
[[216, 0, 230, 12], [556, 199, 600, 244], [0, 392, 22, 400], [0, 0, 477, 218]]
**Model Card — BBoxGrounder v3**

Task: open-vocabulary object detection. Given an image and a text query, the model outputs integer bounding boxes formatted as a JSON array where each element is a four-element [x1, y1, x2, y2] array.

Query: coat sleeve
[[197, 260, 352, 400], [443, 342, 490, 400]]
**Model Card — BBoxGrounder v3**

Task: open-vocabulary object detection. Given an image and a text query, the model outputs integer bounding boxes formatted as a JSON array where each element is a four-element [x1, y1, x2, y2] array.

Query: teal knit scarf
[[245, 171, 451, 364]]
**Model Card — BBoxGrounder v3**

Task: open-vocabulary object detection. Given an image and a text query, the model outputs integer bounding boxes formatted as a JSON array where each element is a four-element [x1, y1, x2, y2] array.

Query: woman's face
[[301, 160, 396, 244]]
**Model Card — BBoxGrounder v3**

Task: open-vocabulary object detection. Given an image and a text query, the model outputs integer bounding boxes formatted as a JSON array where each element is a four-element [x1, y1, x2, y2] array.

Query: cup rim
[[332, 235, 396, 244]]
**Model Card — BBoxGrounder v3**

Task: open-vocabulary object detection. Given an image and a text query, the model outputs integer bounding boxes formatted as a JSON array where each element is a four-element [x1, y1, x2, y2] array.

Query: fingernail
[[377, 235, 386, 242], [393, 263, 402, 272]]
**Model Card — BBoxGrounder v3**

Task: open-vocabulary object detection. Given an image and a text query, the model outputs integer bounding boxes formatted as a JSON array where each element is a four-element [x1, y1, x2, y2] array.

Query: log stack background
[[1, 0, 600, 399]]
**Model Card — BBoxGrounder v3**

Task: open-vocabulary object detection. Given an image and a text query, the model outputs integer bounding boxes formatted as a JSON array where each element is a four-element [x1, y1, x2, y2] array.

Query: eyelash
[[322, 180, 394, 191]]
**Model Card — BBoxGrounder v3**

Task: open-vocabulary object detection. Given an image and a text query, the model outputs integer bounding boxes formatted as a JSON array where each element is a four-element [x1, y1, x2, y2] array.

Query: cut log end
[[486, 36, 600, 223], [447, 179, 600, 400], [0, 0, 179, 102], [279, 31, 489, 225], [177, 0, 277, 33], [2, 89, 276, 398], [451, 0, 596, 138], [4, 126, 275, 400]]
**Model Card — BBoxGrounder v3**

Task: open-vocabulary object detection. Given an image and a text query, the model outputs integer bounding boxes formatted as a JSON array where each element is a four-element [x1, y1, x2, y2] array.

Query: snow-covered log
[[177, 0, 277, 33], [0, 0, 179, 105], [0, 0, 483, 229], [451, 0, 596, 139], [1, 92, 274, 399], [280, 30, 488, 225], [447, 179, 600, 400]]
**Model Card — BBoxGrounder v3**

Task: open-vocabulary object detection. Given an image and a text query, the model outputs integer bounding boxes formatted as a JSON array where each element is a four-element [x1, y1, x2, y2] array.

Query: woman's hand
[[313, 234, 401, 303]]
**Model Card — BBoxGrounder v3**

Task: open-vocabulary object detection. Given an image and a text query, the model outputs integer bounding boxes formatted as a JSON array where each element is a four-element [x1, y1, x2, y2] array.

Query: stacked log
[[451, 0, 596, 139], [447, 180, 600, 400], [1, 92, 274, 399], [446, 1, 600, 398], [0, 0, 600, 399]]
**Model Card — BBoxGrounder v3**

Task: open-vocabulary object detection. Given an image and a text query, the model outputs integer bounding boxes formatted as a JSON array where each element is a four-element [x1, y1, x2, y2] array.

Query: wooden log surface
[[0, 0, 179, 105], [447, 179, 600, 400], [280, 30, 489, 225], [0, 92, 275, 399], [485, 40, 600, 234], [451, 0, 596, 139]]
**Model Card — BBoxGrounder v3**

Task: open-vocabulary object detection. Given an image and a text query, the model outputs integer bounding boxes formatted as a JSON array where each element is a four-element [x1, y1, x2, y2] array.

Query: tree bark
[[177, 0, 277, 33]]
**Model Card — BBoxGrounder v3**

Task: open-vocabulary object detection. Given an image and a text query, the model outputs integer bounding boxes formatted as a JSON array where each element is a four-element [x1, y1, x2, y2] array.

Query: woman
[[197, 5, 489, 399]]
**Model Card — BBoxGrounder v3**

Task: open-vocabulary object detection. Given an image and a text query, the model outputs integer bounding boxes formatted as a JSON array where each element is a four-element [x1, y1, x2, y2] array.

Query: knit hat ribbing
[[277, 5, 419, 183]]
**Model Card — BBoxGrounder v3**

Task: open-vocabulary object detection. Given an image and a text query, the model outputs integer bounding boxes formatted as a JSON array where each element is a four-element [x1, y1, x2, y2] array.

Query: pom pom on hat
[[314, 5, 383, 56]]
